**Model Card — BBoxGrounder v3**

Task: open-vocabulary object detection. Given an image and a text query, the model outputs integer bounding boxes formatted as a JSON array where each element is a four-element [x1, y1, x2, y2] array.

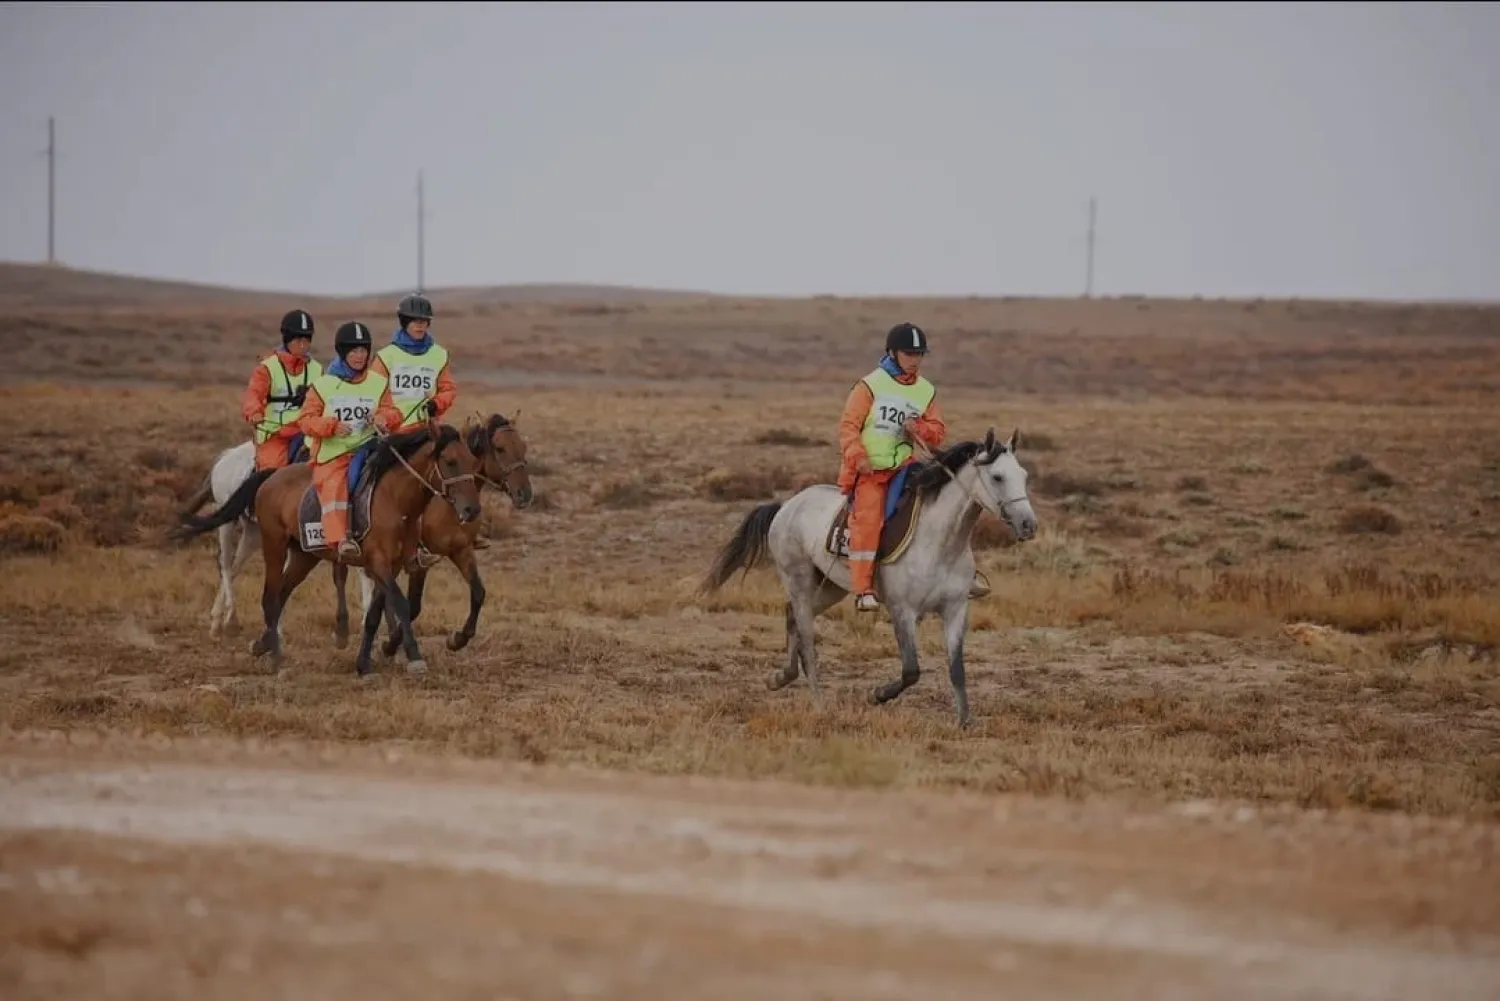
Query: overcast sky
[[1, 2, 1496, 300]]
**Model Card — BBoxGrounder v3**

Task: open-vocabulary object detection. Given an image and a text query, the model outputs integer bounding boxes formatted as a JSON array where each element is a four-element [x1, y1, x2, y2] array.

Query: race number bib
[[870, 394, 920, 436], [327, 394, 377, 435], [389, 365, 437, 398]]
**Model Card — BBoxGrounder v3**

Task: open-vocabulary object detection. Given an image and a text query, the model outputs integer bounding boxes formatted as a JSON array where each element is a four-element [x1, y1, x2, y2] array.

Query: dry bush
[[750, 428, 828, 448], [0, 514, 65, 557], [593, 476, 662, 510], [1175, 475, 1208, 492], [1338, 504, 1403, 535], [698, 465, 801, 502]]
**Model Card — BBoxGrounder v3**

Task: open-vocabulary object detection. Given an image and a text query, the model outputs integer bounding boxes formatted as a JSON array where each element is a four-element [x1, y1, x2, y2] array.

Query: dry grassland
[[3, 264, 1500, 822]]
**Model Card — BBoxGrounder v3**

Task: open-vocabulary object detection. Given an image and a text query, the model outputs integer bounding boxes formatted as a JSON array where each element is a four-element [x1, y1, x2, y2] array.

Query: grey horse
[[700, 428, 1038, 727]]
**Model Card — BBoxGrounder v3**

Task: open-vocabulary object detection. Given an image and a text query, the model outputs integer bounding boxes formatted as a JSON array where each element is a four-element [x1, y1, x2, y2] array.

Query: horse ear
[[983, 427, 996, 453], [511, 406, 522, 425], [1007, 428, 1020, 453]]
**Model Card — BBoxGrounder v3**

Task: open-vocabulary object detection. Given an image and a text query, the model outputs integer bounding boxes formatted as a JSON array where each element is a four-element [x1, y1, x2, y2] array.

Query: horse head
[[966, 426, 1038, 542], [383, 421, 484, 526], [466, 411, 533, 509]]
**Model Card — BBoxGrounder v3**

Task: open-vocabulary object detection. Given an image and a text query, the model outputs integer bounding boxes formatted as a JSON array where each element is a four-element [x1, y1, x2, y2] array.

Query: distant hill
[[0, 262, 721, 311]]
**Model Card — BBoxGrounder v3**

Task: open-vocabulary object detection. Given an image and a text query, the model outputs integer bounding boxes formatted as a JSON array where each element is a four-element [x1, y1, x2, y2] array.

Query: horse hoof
[[406, 659, 428, 676], [250, 637, 268, 657], [767, 671, 794, 692], [446, 631, 469, 652], [333, 632, 349, 651]]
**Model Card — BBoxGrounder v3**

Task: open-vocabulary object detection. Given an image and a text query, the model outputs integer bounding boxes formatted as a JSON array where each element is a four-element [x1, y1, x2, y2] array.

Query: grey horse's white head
[[965, 427, 1038, 542]]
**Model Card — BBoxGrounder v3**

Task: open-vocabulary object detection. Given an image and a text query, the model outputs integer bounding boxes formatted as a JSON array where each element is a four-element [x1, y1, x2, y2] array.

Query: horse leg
[[380, 567, 420, 660], [332, 561, 350, 651], [209, 521, 236, 638], [445, 547, 485, 652], [368, 559, 429, 676], [225, 518, 258, 637], [251, 531, 290, 667], [354, 584, 388, 677], [871, 605, 922, 707], [770, 570, 841, 692], [940, 596, 972, 728]]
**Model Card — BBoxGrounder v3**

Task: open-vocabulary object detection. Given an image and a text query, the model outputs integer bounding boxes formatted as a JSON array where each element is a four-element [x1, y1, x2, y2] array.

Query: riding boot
[[855, 592, 881, 612], [415, 544, 443, 569], [337, 539, 361, 562]]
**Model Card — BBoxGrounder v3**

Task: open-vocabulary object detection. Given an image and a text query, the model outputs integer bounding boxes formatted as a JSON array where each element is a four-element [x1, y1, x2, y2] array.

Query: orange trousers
[[254, 436, 297, 472], [842, 468, 898, 596], [311, 454, 355, 547]]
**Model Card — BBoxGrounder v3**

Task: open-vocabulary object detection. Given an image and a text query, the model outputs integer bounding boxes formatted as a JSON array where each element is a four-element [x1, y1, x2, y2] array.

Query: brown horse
[[361, 412, 534, 659], [173, 421, 483, 676]]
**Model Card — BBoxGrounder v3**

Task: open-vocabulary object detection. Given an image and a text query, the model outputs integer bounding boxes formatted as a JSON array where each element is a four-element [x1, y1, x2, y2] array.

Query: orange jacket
[[371, 346, 458, 427], [838, 369, 947, 474], [296, 370, 403, 452], [241, 349, 315, 439]]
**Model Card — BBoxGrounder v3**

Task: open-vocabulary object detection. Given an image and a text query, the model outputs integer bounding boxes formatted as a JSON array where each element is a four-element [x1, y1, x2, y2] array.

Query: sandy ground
[[1, 732, 1497, 1001]]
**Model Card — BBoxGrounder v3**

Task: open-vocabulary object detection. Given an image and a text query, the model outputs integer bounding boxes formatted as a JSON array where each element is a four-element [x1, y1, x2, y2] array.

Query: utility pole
[[46, 116, 56, 265], [416, 169, 425, 294], [1084, 195, 1096, 298]]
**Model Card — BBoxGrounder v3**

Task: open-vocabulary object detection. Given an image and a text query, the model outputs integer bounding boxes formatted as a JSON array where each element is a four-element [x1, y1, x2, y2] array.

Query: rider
[[838, 321, 985, 612], [241, 308, 323, 471], [297, 321, 401, 563], [369, 291, 483, 554]]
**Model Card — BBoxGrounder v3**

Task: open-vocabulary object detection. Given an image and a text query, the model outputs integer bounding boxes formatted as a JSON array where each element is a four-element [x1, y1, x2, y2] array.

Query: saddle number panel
[[301, 522, 328, 551]]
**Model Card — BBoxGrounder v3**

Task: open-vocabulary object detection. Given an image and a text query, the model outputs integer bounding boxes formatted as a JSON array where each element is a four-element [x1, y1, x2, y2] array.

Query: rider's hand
[[424, 400, 439, 418], [248, 411, 264, 425], [901, 417, 920, 441], [854, 453, 874, 476], [372, 415, 391, 434], [332, 422, 353, 437]]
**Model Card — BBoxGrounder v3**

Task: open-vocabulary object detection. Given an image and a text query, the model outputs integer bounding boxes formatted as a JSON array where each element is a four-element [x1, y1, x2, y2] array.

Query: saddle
[[295, 444, 382, 553], [825, 462, 923, 565]]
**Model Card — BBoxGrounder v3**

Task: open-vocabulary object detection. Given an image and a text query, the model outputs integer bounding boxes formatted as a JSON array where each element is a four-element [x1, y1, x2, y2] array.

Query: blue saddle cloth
[[347, 439, 377, 493], [883, 462, 915, 524]]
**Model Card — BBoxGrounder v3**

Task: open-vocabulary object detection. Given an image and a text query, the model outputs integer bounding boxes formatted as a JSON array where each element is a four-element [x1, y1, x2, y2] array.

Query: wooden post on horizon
[[46, 116, 56, 265], [1084, 195, 1096, 299], [416, 169, 425, 294]]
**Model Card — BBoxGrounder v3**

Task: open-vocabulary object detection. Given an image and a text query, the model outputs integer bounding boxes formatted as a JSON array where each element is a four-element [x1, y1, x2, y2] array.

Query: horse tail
[[700, 501, 782, 595], [170, 467, 276, 544], [178, 472, 215, 518]]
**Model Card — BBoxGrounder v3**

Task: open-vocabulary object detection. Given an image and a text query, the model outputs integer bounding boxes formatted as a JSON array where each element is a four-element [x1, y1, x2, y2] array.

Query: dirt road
[[2, 731, 1497, 1000]]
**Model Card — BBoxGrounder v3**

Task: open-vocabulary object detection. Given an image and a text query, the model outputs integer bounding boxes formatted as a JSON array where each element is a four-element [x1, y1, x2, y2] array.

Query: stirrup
[[471, 535, 492, 550], [414, 545, 443, 569], [969, 570, 992, 599], [336, 540, 361, 562], [855, 592, 881, 612]]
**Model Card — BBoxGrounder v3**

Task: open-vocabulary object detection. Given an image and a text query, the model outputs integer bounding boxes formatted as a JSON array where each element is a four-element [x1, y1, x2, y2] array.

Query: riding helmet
[[279, 308, 315, 342], [333, 320, 373, 357], [397, 293, 434, 327], [885, 321, 929, 355]]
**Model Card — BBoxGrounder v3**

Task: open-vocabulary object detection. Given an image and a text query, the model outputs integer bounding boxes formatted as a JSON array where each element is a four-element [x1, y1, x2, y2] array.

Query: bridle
[[379, 429, 477, 508], [475, 428, 529, 499]]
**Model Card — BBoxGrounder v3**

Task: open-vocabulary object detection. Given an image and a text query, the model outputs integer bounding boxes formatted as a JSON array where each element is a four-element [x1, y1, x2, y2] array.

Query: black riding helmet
[[397, 293, 434, 329], [280, 309, 315, 343], [885, 321, 929, 355], [333, 320, 373, 360]]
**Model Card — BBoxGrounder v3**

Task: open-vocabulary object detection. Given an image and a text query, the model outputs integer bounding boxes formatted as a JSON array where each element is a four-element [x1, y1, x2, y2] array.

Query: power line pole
[[46, 116, 56, 265], [416, 169, 425, 294], [1084, 195, 1096, 298]]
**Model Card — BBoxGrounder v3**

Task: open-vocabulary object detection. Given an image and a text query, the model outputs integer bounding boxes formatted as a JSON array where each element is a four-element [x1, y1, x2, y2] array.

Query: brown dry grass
[[2, 265, 1499, 821]]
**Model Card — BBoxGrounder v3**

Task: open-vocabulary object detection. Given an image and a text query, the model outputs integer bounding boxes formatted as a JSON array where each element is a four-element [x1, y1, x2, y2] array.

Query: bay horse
[[699, 428, 1038, 728], [180, 439, 357, 649], [356, 412, 535, 659], [172, 421, 483, 676]]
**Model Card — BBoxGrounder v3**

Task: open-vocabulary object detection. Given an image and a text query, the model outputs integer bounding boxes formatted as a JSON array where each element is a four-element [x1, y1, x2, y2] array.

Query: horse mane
[[464, 413, 513, 456], [365, 423, 461, 486], [910, 440, 990, 499]]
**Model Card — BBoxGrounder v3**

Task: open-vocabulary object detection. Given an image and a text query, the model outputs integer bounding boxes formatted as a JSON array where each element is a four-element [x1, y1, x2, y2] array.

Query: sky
[[1, 1, 1497, 300]]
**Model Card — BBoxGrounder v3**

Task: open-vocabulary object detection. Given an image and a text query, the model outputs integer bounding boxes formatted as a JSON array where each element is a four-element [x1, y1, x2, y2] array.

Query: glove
[[424, 400, 439, 418]]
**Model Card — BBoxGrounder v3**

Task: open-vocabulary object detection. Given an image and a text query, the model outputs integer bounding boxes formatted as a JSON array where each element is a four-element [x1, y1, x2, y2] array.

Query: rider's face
[[345, 346, 369, 370], [286, 336, 311, 359], [894, 350, 925, 375], [405, 319, 431, 338]]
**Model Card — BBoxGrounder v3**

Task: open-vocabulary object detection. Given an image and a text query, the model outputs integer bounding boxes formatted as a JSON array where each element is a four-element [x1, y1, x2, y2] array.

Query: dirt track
[[1, 733, 1496, 1000]]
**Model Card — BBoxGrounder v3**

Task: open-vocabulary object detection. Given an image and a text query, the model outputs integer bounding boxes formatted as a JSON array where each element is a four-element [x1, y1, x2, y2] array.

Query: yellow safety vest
[[254, 354, 323, 444], [309, 369, 390, 463], [376, 341, 450, 429], [859, 367, 936, 470]]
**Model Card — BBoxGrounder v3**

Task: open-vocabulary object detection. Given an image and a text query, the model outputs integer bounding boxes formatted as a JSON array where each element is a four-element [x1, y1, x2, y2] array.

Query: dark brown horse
[[359, 412, 534, 659], [173, 421, 483, 676]]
